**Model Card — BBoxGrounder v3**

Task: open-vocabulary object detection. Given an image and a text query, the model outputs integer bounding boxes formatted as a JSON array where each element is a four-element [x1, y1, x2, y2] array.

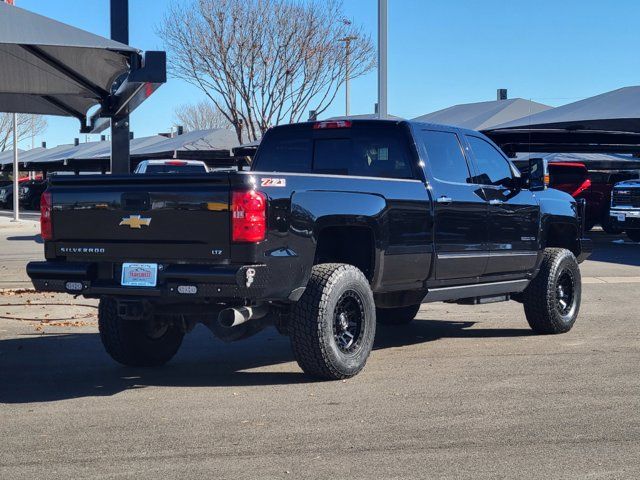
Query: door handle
[[436, 196, 452, 205], [489, 199, 503, 205]]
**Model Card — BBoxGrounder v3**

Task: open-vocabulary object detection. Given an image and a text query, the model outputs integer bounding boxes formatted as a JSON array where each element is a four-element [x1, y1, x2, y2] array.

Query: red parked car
[[547, 162, 638, 233]]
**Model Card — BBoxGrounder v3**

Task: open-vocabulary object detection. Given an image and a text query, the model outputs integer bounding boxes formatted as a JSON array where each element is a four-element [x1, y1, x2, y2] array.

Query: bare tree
[[159, 0, 375, 143], [0, 113, 47, 152], [174, 100, 231, 132]]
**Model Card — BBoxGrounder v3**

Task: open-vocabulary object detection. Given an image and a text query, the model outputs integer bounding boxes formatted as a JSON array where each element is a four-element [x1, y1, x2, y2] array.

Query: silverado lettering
[[60, 247, 106, 254]]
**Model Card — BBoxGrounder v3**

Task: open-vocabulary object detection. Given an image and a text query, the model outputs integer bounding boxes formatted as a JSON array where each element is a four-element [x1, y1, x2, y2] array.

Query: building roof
[[413, 98, 552, 131]]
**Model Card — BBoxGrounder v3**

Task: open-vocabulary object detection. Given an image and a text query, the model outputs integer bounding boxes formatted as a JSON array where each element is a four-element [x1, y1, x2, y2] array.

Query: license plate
[[617, 213, 626, 222], [121, 263, 158, 287]]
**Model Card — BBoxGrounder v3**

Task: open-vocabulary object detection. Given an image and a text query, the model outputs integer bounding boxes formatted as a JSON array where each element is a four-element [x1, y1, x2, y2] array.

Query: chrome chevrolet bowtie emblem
[[119, 215, 151, 229]]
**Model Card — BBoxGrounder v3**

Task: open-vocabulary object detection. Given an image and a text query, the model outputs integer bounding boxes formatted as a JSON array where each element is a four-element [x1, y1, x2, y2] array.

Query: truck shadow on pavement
[[5, 234, 43, 244], [0, 320, 532, 404], [586, 230, 640, 267]]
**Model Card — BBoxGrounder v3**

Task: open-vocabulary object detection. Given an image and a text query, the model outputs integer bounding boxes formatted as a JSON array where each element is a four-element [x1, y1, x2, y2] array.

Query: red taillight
[[231, 190, 266, 243], [165, 160, 187, 166], [40, 191, 52, 241], [313, 120, 352, 129]]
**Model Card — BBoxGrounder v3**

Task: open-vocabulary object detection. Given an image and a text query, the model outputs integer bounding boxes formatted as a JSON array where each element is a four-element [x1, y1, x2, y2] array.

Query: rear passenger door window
[[350, 131, 414, 179], [465, 135, 512, 185], [416, 130, 472, 184]]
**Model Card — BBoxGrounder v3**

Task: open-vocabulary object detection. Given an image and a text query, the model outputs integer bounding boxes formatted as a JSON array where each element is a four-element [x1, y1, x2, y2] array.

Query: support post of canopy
[[110, 0, 130, 174]]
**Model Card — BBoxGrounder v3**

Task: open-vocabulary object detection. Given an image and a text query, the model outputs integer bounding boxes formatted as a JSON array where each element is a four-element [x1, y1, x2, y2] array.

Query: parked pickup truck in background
[[609, 179, 640, 242], [547, 162, 637, 234], [27, 120, 591, 380], [18, 179, 47, 210], [133, 159, 209, 174], [0, 181, 13, 208]]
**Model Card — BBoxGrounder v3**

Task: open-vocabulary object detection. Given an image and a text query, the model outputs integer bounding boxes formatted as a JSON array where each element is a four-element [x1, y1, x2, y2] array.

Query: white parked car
[[134, 160, 209, 174]]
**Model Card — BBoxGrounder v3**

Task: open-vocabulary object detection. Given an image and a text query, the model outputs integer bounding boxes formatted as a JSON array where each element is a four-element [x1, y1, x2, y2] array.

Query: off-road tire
[[522, 248, 581, 334], [626, 229, 640, 242], [98, 298, 184, 367], [289, 263, 376, 380], [376, 304, 421, 325]]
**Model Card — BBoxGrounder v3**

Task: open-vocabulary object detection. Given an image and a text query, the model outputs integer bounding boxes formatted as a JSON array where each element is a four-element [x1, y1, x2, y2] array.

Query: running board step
[[423, 279, 529, 304], [455, 294, 510, 305]]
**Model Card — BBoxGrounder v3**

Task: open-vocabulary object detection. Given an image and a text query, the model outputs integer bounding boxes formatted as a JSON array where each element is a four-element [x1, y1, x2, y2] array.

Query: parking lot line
[[583, 276, 640, 284]]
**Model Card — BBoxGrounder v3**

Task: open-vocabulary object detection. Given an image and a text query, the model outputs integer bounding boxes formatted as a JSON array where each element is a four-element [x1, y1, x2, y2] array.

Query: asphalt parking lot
[[1, 221, 639, 479]]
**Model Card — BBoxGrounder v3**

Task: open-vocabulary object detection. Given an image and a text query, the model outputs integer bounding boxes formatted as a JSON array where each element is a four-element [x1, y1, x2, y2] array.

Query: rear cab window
[[252, 122, 416, 179]]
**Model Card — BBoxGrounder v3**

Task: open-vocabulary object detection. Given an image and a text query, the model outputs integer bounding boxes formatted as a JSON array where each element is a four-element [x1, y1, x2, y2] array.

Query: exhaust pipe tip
[[218, 308, 247, 328], [217, 305, 268, 329]]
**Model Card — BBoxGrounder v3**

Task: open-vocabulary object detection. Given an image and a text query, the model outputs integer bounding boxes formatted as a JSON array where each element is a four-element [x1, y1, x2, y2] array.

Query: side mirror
[[528, 157, 548, 191]]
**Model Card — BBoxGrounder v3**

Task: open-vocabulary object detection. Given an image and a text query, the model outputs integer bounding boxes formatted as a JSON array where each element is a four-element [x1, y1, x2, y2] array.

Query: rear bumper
[[27, 261, 269, 301]]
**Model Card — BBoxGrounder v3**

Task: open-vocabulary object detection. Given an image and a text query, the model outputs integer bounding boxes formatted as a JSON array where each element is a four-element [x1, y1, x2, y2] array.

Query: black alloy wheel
[[333, 290, 365, 354], [555, 269, 576, 317]]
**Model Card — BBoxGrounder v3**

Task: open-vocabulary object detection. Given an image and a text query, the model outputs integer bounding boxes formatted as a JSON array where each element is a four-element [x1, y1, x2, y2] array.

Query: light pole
[[377, 0, 388, 119], [12, 112, 19, 222], [339, 34, 358, 117]]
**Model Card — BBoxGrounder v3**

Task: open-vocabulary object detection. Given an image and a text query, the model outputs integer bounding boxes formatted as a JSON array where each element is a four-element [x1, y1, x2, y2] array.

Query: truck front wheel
[[376, 304, 421, 325], [522, 248, 581, 334], [289, 263, 376, 380], [98, 298, 184, 367]]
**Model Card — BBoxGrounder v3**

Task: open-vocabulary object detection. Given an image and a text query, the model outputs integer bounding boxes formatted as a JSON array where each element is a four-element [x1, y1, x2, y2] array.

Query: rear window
[[143, 164, 207, 174], [253, 124, 415, 179]]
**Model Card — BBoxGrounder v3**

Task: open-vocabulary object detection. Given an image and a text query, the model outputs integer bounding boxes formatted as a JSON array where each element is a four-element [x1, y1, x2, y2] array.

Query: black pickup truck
[[27, 120, 591, 380]]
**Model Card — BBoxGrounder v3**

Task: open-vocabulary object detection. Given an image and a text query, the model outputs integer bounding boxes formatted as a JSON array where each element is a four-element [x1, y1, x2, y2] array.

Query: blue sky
[[14, 0, 640, 148]]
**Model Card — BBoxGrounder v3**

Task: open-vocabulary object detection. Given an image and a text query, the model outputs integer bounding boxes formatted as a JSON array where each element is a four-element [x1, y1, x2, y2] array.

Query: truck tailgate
[[49, 174, 231, 262]]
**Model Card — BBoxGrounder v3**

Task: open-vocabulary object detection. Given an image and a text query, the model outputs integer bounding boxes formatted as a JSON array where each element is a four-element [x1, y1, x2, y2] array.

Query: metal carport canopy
[[0, 2, 139, 126], [129, 129, 240, 159], [484, 87, 640, 154]]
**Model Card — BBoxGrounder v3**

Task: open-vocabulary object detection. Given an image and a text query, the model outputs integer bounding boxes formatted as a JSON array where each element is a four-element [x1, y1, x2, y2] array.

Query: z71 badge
[[260, 178, 286, 187]]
